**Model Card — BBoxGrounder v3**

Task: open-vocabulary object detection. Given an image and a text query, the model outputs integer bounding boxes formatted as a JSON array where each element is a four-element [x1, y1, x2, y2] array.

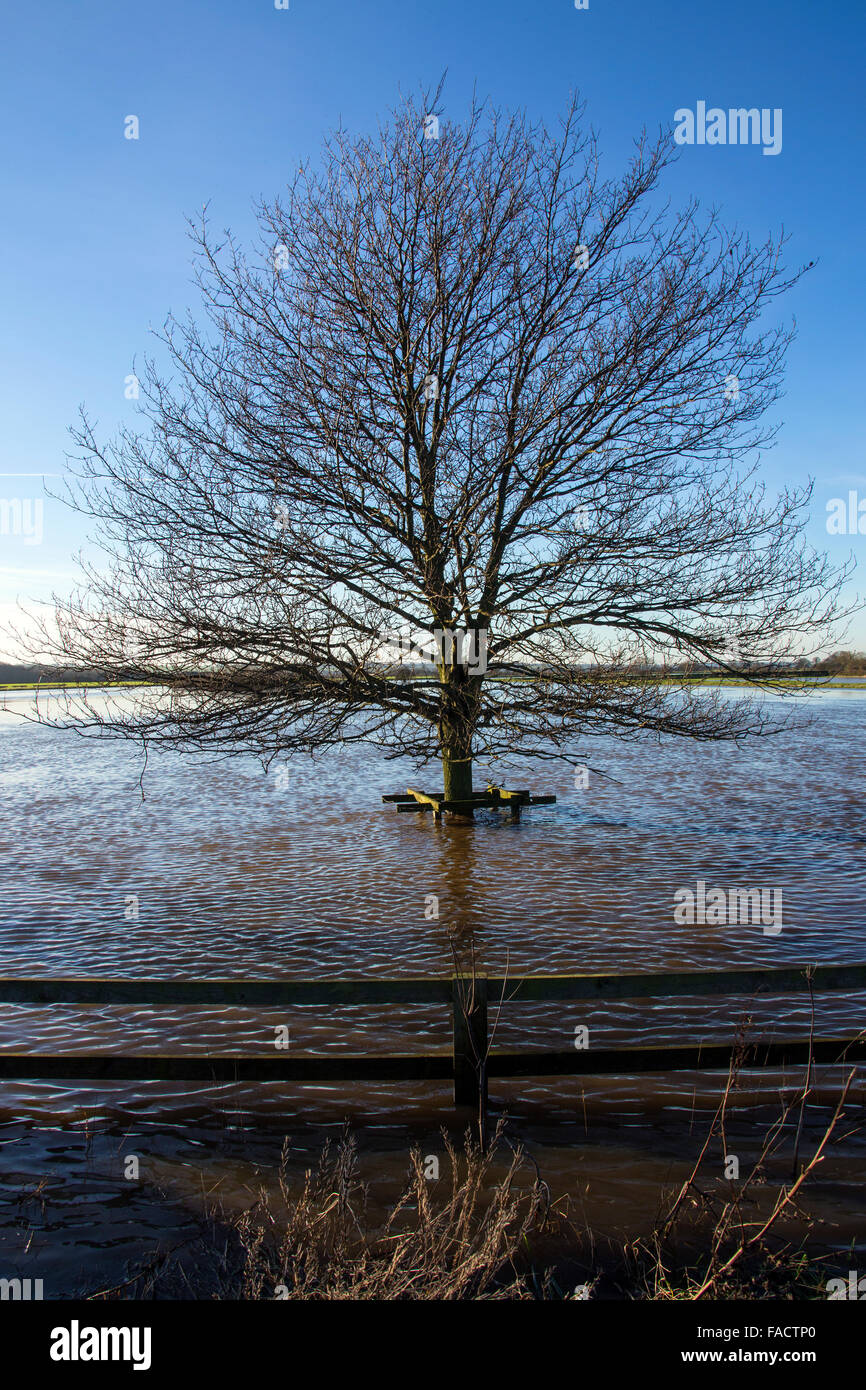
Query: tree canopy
[[17, 87, 850, 803]]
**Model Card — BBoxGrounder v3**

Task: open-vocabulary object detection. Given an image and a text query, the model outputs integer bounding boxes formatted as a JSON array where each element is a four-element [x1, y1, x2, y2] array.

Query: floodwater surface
[[0, 688, 863, 1295]]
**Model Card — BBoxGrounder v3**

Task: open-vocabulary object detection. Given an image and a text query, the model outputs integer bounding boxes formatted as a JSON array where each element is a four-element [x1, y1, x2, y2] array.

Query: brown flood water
[[0, 687, 864, 1295]]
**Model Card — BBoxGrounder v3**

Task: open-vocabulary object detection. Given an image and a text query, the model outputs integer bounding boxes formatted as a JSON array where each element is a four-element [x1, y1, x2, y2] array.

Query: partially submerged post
[[451, 973, 488, 1110]]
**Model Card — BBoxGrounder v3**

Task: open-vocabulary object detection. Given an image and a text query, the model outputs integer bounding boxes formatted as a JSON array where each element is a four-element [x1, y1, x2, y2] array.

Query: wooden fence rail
[[0, 962, 864, 1110]]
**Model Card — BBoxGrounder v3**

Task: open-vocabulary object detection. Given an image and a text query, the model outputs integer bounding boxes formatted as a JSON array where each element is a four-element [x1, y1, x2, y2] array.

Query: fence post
[[451, 973, 488, 1109]]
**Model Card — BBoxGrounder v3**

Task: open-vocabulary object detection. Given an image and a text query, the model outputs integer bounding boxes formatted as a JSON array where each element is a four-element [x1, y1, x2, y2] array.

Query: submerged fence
[[0, 962, 864, 1111]]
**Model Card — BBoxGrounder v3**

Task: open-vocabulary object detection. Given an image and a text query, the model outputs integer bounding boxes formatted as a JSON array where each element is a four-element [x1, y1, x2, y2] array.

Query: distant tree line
[[0, 664, 109, 685], [2, 651, 864, 688], [674, 650, 866, 677], [800, 650, 866, 675]]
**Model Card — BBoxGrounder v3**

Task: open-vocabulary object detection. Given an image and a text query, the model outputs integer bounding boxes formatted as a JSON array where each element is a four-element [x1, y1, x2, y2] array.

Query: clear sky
[[1, 0, 863, 656]]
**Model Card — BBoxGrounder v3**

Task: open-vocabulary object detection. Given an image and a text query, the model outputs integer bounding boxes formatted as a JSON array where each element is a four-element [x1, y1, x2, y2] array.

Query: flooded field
[[0, 688, 864, 1295]]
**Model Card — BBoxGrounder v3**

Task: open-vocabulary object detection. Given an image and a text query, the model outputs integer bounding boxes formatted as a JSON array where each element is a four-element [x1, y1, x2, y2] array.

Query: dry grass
[[82, 1019, 865, 1301], [622, 1024, 864, 1300], [92, 1118, 560, 1300], [236, 1120, 550, 1300]]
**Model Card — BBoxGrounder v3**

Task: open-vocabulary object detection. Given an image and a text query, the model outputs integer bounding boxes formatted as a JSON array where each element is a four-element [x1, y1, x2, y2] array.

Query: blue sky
[[0, 0, 864, 654]]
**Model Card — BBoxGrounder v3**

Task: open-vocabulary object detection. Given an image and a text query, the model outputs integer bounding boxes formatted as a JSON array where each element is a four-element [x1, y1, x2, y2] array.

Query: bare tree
[[17, 86, 850, 810]]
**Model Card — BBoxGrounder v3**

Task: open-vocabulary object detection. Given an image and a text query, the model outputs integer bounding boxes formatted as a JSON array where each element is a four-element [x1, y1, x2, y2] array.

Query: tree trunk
[[439, 670, 478, 820], [442, 747, 473, 804]]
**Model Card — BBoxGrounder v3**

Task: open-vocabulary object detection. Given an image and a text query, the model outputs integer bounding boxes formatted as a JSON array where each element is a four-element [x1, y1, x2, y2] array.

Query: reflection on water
[[0, 688, 864, 1294]]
